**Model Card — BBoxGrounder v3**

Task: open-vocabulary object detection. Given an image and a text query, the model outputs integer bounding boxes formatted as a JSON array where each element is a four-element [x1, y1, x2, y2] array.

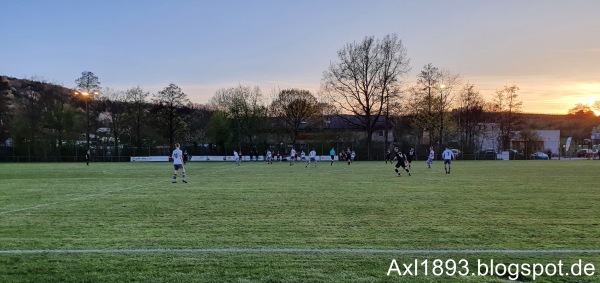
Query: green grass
[[0, 160, 599, 282]]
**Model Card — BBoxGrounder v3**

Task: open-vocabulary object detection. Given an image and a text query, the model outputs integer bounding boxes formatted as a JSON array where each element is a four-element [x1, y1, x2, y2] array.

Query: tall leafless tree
[[75, 71, 101, 150], [75, 71, 101, 94], [322, 34, 410, 160], [408, 63, 461, 151], [436, 69, 460, 153], [408, 64, 441, 147], [491, 84, 522, 150], [455, 84, 485, 152]]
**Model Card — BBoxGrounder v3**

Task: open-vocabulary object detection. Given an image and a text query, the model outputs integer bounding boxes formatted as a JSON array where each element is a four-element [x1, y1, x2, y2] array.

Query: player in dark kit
[[183, 150, 189, 164], [346, 148, 352, 165], [392, 146, 411, 177], [385, 149, 392, 164], [406, 147, 415, 168], [85, 150, 91, 166]]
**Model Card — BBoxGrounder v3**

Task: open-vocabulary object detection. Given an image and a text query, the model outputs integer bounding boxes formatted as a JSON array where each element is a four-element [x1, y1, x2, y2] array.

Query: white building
[[531, 130, 560, 153], [478, 123, 560, 153]]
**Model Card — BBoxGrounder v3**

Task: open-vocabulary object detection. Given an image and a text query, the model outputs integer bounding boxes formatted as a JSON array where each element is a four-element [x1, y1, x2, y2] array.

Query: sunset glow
[[576, 83, 600, 115], [2, 1, 600, 115]]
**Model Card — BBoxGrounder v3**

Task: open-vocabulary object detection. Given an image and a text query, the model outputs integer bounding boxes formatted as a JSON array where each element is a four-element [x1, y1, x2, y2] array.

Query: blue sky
[[2, 0, 599, 114]]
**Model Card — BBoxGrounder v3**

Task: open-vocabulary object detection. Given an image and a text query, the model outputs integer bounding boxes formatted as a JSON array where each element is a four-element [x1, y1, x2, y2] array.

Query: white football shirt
[[442, 149, 454, 160], [172, 149, 183, 165]]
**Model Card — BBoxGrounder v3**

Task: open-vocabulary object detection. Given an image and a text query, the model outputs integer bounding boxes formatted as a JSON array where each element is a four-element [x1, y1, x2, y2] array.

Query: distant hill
[[1, 75, 73, 100]]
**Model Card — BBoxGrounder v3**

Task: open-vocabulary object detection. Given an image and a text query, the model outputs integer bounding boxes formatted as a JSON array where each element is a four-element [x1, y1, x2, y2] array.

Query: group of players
[[260, 147, 357, 167], [170, 143, 455, 183], [386, 145, 455, 177]]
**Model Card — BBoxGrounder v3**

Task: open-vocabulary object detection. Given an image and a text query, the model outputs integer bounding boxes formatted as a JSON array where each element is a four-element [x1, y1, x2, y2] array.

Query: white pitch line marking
[[1, 248, 599, 255]]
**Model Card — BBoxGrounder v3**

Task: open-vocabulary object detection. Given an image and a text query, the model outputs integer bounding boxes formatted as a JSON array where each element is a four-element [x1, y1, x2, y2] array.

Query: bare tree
[[408, 64, 441, 147], [491, 84, 522, 150], [455, 83, 485, 152], [404, 85, 426, 145], [270, 89, 321, 146], [436, 69, 460, 153], [382, 85, 404, 150], [322, 34, 410, 159], [75, 71, 101, 94], [407, 64, 459, 151], [74, 71, 101, 150]]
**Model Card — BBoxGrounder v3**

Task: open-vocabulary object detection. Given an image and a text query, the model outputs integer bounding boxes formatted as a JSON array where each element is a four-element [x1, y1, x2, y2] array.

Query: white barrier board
[[131, 156, 340, 162], [130, 156, 169, 162]]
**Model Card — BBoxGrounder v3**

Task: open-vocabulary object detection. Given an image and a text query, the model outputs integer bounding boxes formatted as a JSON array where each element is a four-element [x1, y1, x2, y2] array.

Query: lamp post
[[422, 80, 434, 147], [384, 89, 390, 154], [74, 90, 98, 152], [439, 84, 446, 154]]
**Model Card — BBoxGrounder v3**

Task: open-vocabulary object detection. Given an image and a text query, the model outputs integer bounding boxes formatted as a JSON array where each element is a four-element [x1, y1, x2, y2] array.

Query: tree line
[[1, 34, 598, 161]]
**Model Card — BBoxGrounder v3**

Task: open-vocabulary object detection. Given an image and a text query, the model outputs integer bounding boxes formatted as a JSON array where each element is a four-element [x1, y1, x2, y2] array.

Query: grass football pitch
[[1, 159, 599, 282]]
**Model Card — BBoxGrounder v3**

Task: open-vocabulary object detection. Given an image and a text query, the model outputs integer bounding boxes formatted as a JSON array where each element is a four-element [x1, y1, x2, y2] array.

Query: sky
[[1, 0, 599, 114]]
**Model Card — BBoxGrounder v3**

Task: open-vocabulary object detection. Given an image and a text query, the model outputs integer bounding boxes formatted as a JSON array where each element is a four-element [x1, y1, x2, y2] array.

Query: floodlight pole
[[75, 90, 97, 152], [439, 84, 446, 155], [85, 98, 90, 151]]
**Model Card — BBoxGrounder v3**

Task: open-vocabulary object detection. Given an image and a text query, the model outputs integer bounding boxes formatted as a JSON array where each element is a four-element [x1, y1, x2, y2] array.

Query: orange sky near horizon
[[4, 1, 599, 117], [135, 78, 599, 116], [469, 80, 600, 115]]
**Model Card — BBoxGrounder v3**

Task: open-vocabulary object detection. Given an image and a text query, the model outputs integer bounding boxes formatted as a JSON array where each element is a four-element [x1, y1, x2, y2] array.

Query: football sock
[[182, 173, 186, 180]]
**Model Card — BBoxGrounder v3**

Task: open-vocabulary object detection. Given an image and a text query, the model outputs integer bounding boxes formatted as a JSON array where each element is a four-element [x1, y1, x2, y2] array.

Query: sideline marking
[[1, 248, 600, 255]]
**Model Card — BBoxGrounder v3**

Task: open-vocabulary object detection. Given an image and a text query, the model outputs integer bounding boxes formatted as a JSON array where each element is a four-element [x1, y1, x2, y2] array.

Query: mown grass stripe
[[0, 182, 151, 216]]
